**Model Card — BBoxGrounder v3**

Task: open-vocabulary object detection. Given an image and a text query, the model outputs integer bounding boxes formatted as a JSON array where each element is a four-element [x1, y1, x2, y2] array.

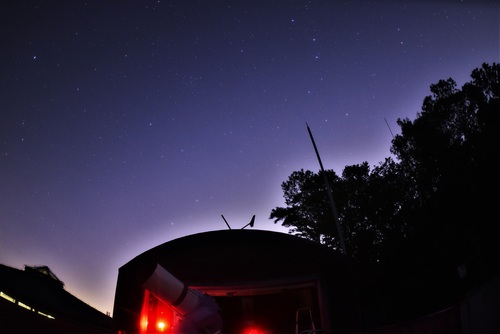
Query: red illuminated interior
[[139, 282, 319, 333], [139, 290, 177, 333], [241, 325, 267, 334]]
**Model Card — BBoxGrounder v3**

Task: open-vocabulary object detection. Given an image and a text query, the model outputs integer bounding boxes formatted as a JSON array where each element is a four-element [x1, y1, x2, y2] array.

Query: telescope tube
[[142, 263, 223, 334]]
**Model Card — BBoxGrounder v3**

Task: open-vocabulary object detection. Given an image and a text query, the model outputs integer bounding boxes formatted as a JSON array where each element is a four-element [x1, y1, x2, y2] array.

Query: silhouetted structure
[[0, 263, 112, 334], [113, 229, 359, 334]]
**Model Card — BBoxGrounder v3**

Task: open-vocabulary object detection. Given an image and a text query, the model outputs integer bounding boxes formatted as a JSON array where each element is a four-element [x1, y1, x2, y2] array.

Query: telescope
[[142, 263, 223, 334]]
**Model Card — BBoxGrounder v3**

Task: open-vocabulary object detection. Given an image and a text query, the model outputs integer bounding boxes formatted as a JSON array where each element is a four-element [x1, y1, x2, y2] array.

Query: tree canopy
[[270, 63, 500, 315]]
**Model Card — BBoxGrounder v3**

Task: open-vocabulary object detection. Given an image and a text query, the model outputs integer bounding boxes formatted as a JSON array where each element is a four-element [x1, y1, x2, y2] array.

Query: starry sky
[[1, 0, 498, 316]]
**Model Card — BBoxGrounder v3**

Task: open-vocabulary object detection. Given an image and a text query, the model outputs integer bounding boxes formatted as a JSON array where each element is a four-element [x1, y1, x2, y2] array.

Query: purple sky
[[1, 0, 498, 315]]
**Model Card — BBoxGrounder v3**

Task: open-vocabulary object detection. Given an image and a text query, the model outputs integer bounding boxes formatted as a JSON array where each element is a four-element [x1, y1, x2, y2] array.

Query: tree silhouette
[[391, 62, 500, 285], [270, 63, 499, 316]]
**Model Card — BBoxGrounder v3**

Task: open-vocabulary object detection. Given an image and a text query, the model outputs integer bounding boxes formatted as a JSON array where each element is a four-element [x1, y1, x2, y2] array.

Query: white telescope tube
[[142, 263, 200, 315], [141, 263, 223, 334]]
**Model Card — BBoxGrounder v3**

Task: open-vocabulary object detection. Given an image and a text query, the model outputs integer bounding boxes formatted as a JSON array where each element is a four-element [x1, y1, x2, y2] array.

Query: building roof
[[118, 229, 350, 284], [113, 229, 359, 333], [24, 265, 64, 288], [0, 263, 112, 333]]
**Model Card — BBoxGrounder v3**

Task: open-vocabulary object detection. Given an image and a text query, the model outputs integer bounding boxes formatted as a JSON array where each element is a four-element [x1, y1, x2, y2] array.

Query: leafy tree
[[269, 169, 340, 246], [391, 62, 500, 282], [270, 159, 410, 270], [271, 63, 499, 289]]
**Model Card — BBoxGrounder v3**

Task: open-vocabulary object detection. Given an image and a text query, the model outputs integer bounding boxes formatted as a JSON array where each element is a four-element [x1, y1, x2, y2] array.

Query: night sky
[[1, 0, 498, 316]]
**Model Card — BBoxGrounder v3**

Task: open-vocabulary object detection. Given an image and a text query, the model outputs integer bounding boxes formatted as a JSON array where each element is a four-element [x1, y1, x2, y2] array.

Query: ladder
[[295, 307, 323, 334]]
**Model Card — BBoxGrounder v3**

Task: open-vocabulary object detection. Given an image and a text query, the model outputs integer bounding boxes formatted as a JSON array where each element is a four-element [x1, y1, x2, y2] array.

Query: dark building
[[112, 229, 359, 334], [0, 263, 113, 334]]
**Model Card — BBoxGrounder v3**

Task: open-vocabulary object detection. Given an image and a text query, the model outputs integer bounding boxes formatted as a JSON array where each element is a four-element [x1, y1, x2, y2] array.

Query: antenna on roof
[[241, 215, 255, 229], [221, 214, 231, 230]]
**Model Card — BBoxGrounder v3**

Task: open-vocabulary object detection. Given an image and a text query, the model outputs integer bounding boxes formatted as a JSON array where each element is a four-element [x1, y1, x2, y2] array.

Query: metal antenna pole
[[306, 123, 348, 256], [221, 214, 231, 230], [241, 215, 255, 229]]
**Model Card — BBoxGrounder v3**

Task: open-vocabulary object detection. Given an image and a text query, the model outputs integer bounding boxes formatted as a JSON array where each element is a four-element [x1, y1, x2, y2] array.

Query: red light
[[139, 290, 176, 333], [157, 319, 171, 332], [242, 325, 264, 334]]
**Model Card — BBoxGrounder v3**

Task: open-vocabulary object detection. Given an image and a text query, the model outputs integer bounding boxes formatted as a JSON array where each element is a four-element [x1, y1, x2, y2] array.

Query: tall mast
[[306, 123, 348, 256]]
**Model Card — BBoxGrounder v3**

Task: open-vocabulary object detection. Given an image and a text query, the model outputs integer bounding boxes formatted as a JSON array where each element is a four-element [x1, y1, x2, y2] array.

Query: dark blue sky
[[1, 0, 498, 315]]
